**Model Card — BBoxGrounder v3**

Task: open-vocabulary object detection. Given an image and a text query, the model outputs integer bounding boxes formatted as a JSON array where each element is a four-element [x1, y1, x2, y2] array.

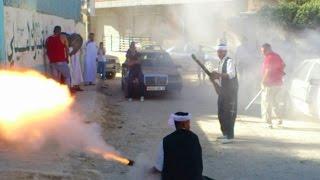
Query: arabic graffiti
[[4, 6, 75, 68], [7, 22, 47, 62]]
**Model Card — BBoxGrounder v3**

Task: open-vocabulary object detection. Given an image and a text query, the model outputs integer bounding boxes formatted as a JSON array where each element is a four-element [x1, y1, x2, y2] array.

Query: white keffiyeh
[[168, 112, 192, 129]]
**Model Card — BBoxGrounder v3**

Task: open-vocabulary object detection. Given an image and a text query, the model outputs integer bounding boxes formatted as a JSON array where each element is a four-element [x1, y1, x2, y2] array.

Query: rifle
[[191, 54, 221, 95]]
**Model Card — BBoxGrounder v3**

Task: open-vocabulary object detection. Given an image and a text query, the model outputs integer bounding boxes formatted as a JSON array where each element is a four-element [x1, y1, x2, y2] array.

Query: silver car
[[105, 55, 121, 79], [288, 59, 320, 119]]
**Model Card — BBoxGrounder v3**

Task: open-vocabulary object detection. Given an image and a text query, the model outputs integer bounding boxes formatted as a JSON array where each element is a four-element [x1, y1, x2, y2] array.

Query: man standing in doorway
[[261, 43, 285, 128], [211, 43, 238, 144], [84, 33, 98, 85], [46, 26, 73, 92]]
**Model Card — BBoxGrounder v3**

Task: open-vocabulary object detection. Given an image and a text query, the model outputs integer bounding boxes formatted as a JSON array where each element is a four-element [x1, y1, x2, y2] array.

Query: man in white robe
[[83, 33, 98, 85], [70, 47, 84, 91]]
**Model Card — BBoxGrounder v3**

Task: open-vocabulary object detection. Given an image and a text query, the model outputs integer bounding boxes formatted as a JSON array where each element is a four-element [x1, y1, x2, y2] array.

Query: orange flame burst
[[0, 70, 73, 142], [88, 147, 131, 165]]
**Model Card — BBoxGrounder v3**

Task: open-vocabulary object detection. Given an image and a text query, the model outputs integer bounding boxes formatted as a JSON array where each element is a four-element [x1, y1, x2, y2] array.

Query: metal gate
[[103, 35, 157, 52]]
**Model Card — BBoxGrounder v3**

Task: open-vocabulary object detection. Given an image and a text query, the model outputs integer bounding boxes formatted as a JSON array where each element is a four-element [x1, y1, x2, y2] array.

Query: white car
[[289, 59, 320, 119], [167, 44, 219, 72], [105, 55, 121, 79]]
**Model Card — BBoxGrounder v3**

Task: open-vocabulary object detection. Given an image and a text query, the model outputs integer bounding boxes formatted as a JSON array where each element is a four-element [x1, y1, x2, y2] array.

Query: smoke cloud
[[0, 70, 121, 161]]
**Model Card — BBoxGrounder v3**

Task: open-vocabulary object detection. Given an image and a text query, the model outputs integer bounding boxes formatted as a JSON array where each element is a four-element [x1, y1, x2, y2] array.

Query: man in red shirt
[[46, 26, 72, 89], [261, 43, 285, 128]]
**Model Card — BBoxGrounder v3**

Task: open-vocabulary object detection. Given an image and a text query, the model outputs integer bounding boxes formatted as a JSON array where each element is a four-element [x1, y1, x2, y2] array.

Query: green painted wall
[[0, 0, 5, 63], [4, 0, 81, 21]]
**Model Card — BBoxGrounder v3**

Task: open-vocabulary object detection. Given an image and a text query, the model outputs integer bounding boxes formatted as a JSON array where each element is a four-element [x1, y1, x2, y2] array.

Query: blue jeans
[[97, 61, 106, 79], [50, 61, 71, 87]]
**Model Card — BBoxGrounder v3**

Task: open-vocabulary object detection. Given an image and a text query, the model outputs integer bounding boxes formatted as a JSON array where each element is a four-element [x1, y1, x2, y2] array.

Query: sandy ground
[[0, 73, 319, 180]]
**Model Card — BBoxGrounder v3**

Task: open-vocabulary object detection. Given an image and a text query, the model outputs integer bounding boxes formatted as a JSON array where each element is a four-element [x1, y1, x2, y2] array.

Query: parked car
[[142, 45, 163, 51], [105, 55, 121, 79], [121, 50, 183, 96], [288, 59, 320, 119], [167, 44, 219, 72]]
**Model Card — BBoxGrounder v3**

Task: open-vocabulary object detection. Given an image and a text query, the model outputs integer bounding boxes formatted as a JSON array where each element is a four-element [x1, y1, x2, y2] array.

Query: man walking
[[261, 43, 285, 128], [84, 33, 98, 85], [46, 26, 73, 92], [211, 43, 238, 144]]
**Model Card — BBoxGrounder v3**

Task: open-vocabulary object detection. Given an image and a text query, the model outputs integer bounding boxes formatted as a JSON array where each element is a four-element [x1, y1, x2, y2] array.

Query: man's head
[[53, 26, 62, 35], [99, 42, 104, 48], [261, 43, 272, 56], [216, 44, 227, 60], [89, 33, 95, 41], [170, 112, 191, 130], [130, 42, 136, 49]]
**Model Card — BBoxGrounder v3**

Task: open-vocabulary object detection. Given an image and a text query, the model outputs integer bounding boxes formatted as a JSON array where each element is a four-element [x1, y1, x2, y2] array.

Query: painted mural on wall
[[4, 6, 76, 70]]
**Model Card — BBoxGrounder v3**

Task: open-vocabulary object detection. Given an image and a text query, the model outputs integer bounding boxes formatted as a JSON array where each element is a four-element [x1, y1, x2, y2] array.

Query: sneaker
[[128, 98, 133, 102], [217, 135, 227, 140], [221, 138, 233, 144], [140, 96, 144, 102]]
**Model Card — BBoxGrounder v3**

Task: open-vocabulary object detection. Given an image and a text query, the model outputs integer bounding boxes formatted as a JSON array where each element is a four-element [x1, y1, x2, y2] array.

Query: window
[[295, 61, 313, 81], [140, 53, 173, 66], [309, 63, 320, 80]]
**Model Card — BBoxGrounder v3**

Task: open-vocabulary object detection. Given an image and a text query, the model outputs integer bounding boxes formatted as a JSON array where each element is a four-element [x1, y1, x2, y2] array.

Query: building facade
[[0, 0, 83, 72]]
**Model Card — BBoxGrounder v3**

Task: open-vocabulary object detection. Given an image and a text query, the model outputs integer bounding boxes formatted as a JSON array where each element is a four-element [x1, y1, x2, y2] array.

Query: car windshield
[[139, 52, 173, 66]]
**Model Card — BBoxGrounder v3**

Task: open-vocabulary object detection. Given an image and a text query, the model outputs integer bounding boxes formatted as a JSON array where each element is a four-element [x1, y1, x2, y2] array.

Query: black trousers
[[127, 70, 145, 98], [218, 93, 237, 139]]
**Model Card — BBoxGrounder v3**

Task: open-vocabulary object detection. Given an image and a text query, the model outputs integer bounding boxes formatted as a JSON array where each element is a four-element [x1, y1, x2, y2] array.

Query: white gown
[[83, 41, 98, 83], [70, 50, 84, 86]]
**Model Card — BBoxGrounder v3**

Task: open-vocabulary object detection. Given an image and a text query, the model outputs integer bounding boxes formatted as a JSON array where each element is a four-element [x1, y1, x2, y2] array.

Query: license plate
[[147, 86, 166, 91]]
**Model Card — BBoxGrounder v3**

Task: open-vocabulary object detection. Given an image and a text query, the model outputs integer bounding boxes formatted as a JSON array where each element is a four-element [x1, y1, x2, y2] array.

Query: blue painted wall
[[0, 0, 5, 63], [4, 0, 81, 21]]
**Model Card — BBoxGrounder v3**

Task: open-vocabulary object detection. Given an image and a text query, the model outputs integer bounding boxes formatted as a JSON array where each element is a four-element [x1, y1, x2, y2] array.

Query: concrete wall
[[92, 2, 241, 50], [2, 0, 83, 71], [4, 6, 78, 71]]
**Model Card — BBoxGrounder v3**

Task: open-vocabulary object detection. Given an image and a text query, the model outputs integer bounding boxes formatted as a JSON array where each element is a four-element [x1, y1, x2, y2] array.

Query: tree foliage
[[258, 0, 320, 29]]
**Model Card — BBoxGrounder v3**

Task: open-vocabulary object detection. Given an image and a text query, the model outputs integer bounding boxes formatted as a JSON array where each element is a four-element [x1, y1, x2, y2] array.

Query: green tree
[[258, 0, 320, 29]]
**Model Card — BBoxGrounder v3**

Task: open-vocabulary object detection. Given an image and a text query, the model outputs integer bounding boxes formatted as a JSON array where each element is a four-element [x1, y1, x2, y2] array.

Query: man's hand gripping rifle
[[191, 54, 221, 95]]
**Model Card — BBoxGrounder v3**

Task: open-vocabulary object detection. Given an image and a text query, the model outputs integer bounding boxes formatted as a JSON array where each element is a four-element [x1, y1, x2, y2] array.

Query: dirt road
[[0, 73, 319, 180], [101, 74, 320, 180]]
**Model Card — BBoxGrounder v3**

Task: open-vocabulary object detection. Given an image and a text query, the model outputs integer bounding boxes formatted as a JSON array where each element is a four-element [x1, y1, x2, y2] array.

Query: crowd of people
[[45, 25, 286, 180], [45, 26, 107, 94], [151, 42, 285, 179]]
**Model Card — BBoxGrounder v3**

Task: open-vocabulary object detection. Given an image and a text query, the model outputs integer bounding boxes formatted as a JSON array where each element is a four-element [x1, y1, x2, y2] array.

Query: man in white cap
[[154, 112, 204, 180], [211, 43, 238, 144]]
